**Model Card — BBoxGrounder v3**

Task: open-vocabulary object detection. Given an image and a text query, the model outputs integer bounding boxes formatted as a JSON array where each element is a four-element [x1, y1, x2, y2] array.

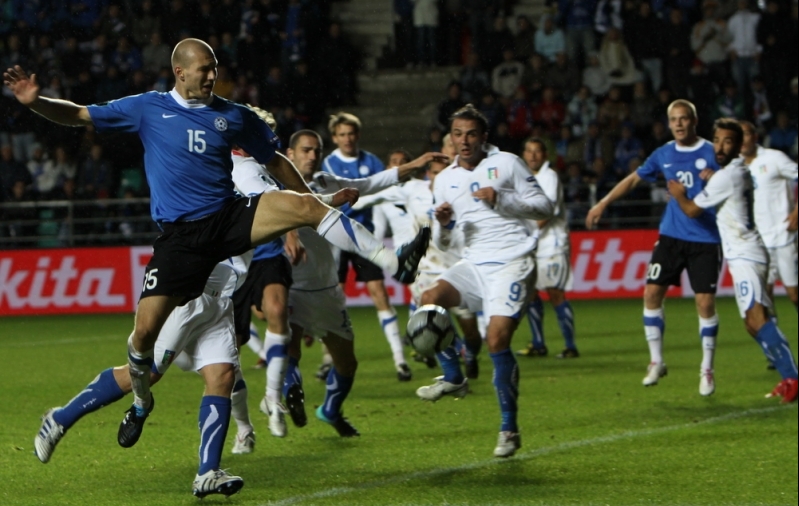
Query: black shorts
[[647, 235, 722, 294], [141, 195, 260, 304], [337, 251, 385, 283], [232, 255, 293, 339]]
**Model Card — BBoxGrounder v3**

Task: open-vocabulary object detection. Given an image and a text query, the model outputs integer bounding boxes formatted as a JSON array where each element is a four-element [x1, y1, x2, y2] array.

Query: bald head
[[172, 38, 215, 70]]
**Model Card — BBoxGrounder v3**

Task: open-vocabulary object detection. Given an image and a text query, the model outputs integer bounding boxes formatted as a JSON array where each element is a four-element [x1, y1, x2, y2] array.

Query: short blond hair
[[247, 104, 277, 130], [328, 112, 361, 135], [667, 99, 698, 120]]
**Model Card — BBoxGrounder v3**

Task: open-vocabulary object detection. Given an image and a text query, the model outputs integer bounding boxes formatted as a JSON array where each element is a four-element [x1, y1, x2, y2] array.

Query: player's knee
[[420, 289, 439, 307], [296, 193, 326, 223], [132, 325, 160, 349]]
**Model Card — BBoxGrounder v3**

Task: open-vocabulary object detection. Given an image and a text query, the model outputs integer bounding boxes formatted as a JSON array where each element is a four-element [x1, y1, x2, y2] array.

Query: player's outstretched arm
[[396, 153, 451, 181], [4, 66, 92, 126], [586, 172, 643, 229], [267, 152, 314, 195]]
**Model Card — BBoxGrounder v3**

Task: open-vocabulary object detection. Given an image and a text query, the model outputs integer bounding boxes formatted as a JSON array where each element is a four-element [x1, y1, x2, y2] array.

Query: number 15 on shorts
[[143, 268, 159, 292]]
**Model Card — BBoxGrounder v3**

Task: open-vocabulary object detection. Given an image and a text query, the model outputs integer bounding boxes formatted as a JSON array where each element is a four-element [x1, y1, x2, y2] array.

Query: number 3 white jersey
[[433, 145, 553, 263], [529, 162, 570, 258], [747, 146, 798, 249], [694, 159, 768, 264]]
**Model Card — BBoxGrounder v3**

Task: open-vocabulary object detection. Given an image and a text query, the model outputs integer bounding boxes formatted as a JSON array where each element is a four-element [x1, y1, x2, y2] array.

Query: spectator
[[567, 85, 598, 136], [629, 82, 657, 135], [316, 22, 359, 107], [507, 87, 534, 140], [663, 9, 693, 98], [162, 0, 191, 45], [69, 0, 106, 38], [788, 77, 798, 124], [613, 122, 644, 174], [547, 52, 581, 101], [564, 161, 591, 210], [535, 14, 566, 63], [595, 0, 623, 35], [713, 81, 746, 120], [34, 35, 57, 74], [727, 0, 762, 97], [238, 33, 266, 78], [421, 126, 444, 153], [112, 37, 142, 76], [692, 0, 731, 90], [597, 86, 630, 136], [79, 144, 115, 199], [652, 88, 674, 126], [83, 34, 110, 79], [52, 146, 77, 182], [0, 144, 31, 195], [590, 157, 619, 201], [0, 0, 12, 35], [557, 0, 597, 66], [484, 16, 515, 69], [394, 0, 415, 67], [281, 0, 307, 70], [191, 0, 216, 42], [522, 53, 550, 102], [583, 52, 611, 97], [2, 33, 27, 71], [27, 143, 61, 198], [643, 119, 671, 156], [132, 0, 161, 48], [99, 3, 131, 44], [215, 0, 242, 38], [492, 49, 525, 99], [4, 179, 36, 245], [70, 70, 96, 107], [765, 111, 798, 155], [478, 91, 506, 133], [460, 52, 491, 103], [758, 0, 793, 109], [96, 66, 128, 103], [437, 81, 466, 130], [626, 2, 665, 93], [262, 67, 288, 108], [57, 37, 87, 82], [288, 61, 324, 124], [599, 28, 641, 87], [213, 65, 235, 100], [533, 87, 567, 135], [751, 76, 773, 130], [41, 76, 65, 100], [232, 75, 259, 106], [413, 0, 439, 67], [556, 125, 583, 168], [219, 32, 239, 68], [142, 32, 171, 76], [514, 16, 537, 62], [492, 121, 519, 153]]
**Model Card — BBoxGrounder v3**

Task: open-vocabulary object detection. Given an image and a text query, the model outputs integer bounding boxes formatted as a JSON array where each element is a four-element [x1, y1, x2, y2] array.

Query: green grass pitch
[[0, 298, 796, 506]]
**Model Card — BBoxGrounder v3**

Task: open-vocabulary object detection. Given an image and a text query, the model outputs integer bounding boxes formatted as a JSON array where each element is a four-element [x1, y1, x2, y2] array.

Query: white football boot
[[494, 432, 522, 458], [259, 398, 288, 438], [192, 469, 244, 498], [231, 431, 256, 454], [642, 362, 668, 387], [34, 408, 65, 464], [699, 369, 716, 397], [416, 377, 469, 402]]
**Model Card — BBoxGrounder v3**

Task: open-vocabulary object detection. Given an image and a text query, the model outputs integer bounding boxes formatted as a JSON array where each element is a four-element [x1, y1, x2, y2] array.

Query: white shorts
[[535, 252, 574, 292], [413, 270, 474, 320], [767, 241, 798, 288], [729, 260, 773, 319], [153, 294, 239, 374], [440, 257, 534, 320], [289, 286, 354, 341]]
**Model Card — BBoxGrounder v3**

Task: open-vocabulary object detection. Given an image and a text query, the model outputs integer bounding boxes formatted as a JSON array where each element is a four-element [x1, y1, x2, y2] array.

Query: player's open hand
[[585, 203, 605, 230], [284, 230, 307, 266], [330, 187, 360, 208], [667, 179, 687, 197], [435, 202, 454, 227], [472, 187, 497, 206], [786, 210, 798, 233], [698, 168, 715, 182], [3, 66, 40, 106]]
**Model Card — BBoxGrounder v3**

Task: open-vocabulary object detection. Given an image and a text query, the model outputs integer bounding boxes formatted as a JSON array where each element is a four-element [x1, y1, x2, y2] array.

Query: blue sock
[[490, 350, 520, 433], [53, 368, 125, 429], [197, 396, 231, 476], [526, 298, 546, 349], [436, 344, 465, 384], [464, 338, 482, 362], [756, 321, 799, 380], [555, 301, 576, 351], [322, 368, 354, 420], [282, 356, 303, 398]]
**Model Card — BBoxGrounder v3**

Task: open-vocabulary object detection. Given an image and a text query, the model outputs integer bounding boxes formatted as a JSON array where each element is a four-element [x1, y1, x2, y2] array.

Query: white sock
[[317, 210, 399, 273], [264, 331, 290, 403], [644, 307, 665, 365], [378, 308, 406, 366], [231, 369, 253, 436], [476, 312, 487, 340], [246, 322, 264, 358], [127, 335, 154, 410], [321, 344, 333, 366], [700, 315, 719, 371]]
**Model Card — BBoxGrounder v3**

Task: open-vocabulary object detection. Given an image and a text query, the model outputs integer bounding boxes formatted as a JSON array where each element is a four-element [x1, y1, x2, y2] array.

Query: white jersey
[[747, 146, 798, 249], [231, 152, 280, 197], [529, 162, 570, 258], [433, 145, 553, 264], [694, 159, 768, 264], [373, 201, 417, 245]]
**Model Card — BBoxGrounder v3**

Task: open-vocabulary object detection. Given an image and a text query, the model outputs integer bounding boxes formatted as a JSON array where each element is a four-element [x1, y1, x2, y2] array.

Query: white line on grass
[[263, 404, 797, 506], [0, 335, 119, 348]]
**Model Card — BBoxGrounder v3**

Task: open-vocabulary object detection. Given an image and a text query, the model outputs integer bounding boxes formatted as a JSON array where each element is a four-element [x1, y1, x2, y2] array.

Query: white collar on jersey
[[673, 138, 706, 153], [332, 148, 360, 163], [169, 88, 213, 109], [453, 143, 500, 169]]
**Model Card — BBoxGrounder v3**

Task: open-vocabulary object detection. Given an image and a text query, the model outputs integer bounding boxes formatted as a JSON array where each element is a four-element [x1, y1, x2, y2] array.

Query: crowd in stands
[[421, 0, 798, 225]]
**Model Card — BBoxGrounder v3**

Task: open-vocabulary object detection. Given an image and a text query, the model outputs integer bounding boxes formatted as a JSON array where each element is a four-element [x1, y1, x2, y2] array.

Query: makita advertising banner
[[0, 231, 784, 316]]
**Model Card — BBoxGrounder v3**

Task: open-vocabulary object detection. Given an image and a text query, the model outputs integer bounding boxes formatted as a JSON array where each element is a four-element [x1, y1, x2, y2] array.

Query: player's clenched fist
[[472, 187, 497, 206], [585, 203, 606, 230], [329, 188, 360, 208], [435, 202, 454, 227]]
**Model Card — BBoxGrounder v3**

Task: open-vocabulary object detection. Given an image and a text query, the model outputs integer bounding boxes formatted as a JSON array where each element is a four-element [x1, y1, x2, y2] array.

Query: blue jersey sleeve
[[366, 152, 385, 175], [234, 107, 281, 165], [636, 150, 661, 183], [87, 93, 146, 133]]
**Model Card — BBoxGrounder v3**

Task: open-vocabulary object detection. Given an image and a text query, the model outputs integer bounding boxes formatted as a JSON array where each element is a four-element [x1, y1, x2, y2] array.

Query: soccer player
[[668, 119, 798, 404], [586, 100, 722, 395], [739, 121, 798, 311], [417, 105, 554, 458], [4, 39, 429, 449], [516, 138, 579, 359], [323, 112, 412, 381], [372, 149, 418, 246], [34, 256, 254, 498]]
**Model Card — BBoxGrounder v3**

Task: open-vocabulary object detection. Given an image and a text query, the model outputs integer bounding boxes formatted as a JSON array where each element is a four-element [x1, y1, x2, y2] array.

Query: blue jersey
[[253, 240, 284, 261], [322, 149, 384, 231], [637, 140, 721, 244], [88, 90, 280, 224]]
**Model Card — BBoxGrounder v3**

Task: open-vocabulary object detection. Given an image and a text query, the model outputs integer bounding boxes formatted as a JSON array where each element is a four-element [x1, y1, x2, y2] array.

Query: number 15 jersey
[[88, 89, 280, 224], [637, 139, 721, 244]]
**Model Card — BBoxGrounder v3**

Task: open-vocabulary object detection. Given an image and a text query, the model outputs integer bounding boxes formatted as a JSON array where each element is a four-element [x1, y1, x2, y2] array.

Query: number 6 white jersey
[[433, 145, 554, 263], [529, 162, 570, 258], [693, 159, 768, 264], [747, 146, 798, 249]]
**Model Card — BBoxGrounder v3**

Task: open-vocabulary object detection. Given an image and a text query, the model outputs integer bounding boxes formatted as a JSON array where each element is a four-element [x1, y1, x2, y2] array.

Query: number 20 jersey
[[637, 139, 721, 244]]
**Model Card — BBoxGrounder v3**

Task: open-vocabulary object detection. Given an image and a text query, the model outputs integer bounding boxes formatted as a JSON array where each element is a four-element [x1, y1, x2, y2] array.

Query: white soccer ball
[[407, 305, 455, 357]]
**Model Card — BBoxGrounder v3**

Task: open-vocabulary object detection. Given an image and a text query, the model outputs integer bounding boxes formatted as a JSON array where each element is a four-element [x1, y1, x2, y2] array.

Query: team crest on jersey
[[359, 165, 371, 176], [759, 165, 768, 174], [488, 168, 499, 179], [214, 117, 228, 132], [695, 158, 708, 170], [161, 350, 176, 366]]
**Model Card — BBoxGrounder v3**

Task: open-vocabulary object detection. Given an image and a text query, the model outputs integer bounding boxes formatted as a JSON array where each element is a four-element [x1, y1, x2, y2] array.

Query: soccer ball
[[407, 305, 455, 357]]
